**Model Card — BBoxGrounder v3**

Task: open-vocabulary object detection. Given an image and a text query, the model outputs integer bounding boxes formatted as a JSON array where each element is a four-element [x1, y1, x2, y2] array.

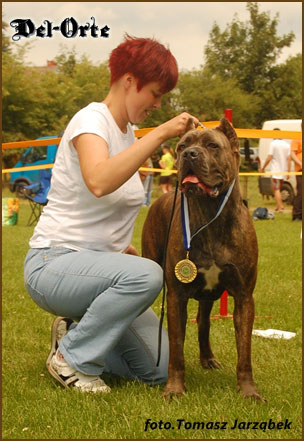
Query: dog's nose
[[183, 148, 199, 160]]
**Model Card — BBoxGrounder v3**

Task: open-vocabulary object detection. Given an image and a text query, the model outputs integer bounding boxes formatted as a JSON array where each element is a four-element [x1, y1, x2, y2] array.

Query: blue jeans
[[143, 175, 153, 206], [24, 247, 168, 385]]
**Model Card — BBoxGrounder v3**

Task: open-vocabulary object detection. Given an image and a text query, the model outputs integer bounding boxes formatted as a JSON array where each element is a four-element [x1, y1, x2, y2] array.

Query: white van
[[258, 119, 302, 204]]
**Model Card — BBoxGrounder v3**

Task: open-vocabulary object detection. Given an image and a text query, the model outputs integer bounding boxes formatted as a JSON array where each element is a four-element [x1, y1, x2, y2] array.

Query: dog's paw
[[201, 357, 223, 369], [237, 383, 267, 402], [163, 382, 186, 400]]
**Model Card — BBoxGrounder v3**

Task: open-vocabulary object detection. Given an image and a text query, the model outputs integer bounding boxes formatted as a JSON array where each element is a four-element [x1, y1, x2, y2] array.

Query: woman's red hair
[[109, 34, 178, 94]]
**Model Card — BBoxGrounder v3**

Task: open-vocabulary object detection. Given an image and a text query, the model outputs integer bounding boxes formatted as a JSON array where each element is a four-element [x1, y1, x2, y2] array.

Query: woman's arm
[[73, 112, 198, 197]]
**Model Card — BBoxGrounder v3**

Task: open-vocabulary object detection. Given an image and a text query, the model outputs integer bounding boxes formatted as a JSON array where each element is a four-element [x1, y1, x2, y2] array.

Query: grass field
[[2, 177, 302, 440]]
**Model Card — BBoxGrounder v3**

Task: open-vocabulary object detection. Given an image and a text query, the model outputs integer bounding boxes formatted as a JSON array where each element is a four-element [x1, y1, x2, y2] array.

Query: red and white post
[[219, 109, 233, 317]]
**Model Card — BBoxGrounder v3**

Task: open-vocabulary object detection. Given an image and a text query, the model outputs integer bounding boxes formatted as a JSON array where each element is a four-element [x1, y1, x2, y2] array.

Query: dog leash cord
[[156, 181, 179, 367]]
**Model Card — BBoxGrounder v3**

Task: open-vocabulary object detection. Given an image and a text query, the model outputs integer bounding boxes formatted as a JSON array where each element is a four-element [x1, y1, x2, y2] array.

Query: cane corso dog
[[142, 118, 262, 400]]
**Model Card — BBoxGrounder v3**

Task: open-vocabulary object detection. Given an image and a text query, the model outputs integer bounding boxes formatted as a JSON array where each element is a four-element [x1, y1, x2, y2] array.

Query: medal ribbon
[[181, 179, 235, 251]]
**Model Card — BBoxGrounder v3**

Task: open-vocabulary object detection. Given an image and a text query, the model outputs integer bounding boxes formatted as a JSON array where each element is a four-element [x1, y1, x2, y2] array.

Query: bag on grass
[[252, 207, 274, 220]]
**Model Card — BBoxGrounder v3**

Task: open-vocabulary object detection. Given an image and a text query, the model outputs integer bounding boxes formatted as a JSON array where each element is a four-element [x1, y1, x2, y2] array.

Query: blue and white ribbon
[[181, 179, 235, 251]]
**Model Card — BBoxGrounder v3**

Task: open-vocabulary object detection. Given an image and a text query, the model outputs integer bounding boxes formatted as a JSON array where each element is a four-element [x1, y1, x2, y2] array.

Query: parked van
[[9, 136, 58, 196], [258, 119, 302, 205]]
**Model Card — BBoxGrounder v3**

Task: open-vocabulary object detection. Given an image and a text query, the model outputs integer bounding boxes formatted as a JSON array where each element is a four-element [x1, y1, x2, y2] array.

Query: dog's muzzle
[[179, 148, 220, 198], [182, 148, 199, 160]]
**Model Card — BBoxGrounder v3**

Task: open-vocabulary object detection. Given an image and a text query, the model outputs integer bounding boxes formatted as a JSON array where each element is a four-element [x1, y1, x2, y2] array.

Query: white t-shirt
[[268, 139, 291, 180], [29, 103, 145, 252]]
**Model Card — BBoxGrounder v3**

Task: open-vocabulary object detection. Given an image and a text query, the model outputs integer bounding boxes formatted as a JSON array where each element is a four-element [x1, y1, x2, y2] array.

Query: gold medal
[[175, 251, 197, 283]]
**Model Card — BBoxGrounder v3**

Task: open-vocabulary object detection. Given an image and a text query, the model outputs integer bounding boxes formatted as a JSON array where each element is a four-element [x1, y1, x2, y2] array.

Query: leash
[[156, 180, 179, 366]]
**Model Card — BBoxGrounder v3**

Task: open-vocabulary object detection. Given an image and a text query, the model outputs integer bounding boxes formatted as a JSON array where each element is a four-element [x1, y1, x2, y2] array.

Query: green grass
[[2, 179, 302, 440]]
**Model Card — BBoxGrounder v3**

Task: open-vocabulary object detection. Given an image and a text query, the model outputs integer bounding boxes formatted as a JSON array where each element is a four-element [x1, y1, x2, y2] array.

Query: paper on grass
[[252, 329, 296, 340]]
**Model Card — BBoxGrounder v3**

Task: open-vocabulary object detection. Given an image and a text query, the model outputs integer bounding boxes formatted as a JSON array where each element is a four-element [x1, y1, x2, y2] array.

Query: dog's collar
[[181, 179, 235, 250]]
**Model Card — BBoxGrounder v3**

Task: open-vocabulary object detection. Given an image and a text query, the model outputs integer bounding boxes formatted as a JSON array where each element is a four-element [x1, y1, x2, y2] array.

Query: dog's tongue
[[182, 175, 200, 185], [182, 175, 212, 194]]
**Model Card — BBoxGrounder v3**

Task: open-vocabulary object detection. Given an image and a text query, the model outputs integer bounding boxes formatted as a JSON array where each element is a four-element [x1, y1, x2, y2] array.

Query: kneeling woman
[[24, 35, 199, 392]]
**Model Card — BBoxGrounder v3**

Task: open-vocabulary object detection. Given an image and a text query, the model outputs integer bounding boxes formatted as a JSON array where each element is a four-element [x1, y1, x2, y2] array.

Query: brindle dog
[[142, 118, 262, 400]]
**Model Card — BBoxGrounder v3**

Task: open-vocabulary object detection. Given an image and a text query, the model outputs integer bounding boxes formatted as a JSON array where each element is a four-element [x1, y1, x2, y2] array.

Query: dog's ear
[[185, 117, 194, 132], [217, 117, 239, 152]]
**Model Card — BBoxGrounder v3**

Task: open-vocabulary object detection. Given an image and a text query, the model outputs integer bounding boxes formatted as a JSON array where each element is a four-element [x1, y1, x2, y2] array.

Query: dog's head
[[175, 118, 240, 197]]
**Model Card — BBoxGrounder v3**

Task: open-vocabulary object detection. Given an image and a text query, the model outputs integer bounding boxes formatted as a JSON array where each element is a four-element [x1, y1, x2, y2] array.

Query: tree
[[2, 41, 111, 142], [55, 46, 77, 76], [256, 54, 302, 124], [2, 21, 12, 53], [176, 68, 261, 128], [71, 55, 110, 108], [2, 43, 38, 141], [204, 2, 295, 94]]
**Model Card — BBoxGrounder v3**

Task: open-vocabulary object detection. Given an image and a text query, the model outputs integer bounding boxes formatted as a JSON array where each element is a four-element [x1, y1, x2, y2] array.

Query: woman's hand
[[157, 112, 199, 140], [124, 244, 139, 256]]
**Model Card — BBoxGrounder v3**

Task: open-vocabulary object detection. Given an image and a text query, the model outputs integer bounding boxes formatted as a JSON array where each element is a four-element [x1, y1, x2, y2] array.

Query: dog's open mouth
[[181, 174, 220, 197]]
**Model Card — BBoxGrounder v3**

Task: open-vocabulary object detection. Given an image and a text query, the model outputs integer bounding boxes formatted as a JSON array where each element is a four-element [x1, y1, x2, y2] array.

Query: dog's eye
[[207, 142, 218, 149], [177, 143, 186, 152]]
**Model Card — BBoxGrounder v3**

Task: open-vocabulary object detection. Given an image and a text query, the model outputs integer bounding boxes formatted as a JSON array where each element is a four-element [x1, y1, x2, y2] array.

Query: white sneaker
[[47, 349, 111, 393], [46, 316, 73, 378], [49, 316, 74, 354], [55, 317, 73, 343]]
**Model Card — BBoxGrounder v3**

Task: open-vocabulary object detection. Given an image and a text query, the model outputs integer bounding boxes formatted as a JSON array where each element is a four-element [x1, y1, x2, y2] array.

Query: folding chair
[[22, 170, 52, 226]]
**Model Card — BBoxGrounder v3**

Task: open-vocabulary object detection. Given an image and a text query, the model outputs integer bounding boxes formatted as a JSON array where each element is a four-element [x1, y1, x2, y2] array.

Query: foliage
[[256, 54, 302, 123], [204, 2, 295, 94], [176, 68, 261, 128], [2, 34, 40, 141], [203, 2, 301, 126], [2, 20, 12, 53], [2, 42, 110, 142], [2, 3, 302, 144], [55, 46, 78, 76]]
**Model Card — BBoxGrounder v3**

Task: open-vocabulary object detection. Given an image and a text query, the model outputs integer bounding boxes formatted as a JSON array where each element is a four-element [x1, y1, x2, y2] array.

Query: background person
[[288, 135, 302, 221], [24, 34, 199, 393], [140, 157, 154, 206], [159, 144, 175, 193], [260, 129, 290, 213]]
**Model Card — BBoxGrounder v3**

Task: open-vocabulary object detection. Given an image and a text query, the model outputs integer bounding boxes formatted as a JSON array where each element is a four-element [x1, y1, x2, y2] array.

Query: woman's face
[[126, 79, 163, 124]]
